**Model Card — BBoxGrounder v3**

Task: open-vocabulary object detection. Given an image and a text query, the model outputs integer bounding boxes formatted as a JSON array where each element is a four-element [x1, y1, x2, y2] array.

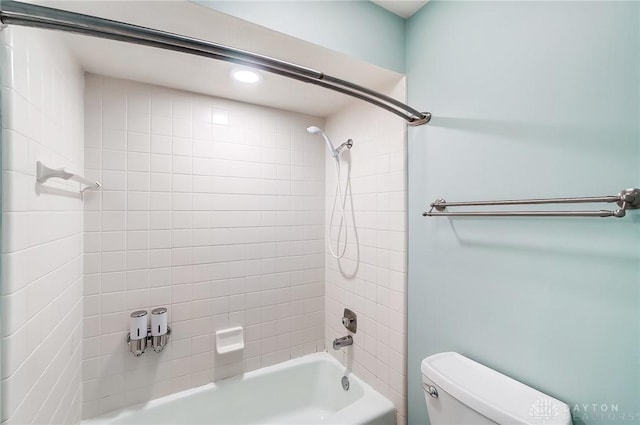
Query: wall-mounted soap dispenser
[[127, 308, 171, 357], [150, 307, 169, 352], [128, 310, 148, 357]]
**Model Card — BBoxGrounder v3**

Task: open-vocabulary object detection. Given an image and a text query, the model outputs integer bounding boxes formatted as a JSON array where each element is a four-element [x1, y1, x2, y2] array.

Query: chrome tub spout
[[333, 335, 353, 350]]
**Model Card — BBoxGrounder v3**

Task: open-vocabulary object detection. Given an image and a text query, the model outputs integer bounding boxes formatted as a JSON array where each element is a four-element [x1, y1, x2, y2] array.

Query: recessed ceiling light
[[232, 69, 262, 84]]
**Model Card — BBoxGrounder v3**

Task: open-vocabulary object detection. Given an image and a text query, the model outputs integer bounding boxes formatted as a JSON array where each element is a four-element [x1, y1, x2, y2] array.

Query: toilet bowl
[[421, 352, 572, 425]]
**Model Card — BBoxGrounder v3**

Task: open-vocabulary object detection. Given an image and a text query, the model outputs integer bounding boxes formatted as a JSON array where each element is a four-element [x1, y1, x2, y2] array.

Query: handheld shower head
[[307, 126, 337, 157], [307, 125, 353, 260]]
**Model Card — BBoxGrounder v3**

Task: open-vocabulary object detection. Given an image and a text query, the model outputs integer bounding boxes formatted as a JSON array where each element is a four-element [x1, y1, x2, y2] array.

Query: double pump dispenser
[[127, 308, 171, 357]]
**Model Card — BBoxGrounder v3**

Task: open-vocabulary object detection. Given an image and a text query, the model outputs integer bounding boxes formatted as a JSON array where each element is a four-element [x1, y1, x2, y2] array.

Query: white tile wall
[[1, 27, 407, 424], [324, 81, 408, 425], [0, 27, 85, 425], [82, 75, 326, 418]]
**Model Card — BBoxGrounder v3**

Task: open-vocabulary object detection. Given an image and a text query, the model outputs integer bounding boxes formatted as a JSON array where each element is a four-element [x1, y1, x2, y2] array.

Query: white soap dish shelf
[[216, 327, 244, 354]]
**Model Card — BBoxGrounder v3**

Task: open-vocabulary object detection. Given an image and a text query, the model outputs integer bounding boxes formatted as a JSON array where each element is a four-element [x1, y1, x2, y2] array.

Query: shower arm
[[0, 0, 432, 126]]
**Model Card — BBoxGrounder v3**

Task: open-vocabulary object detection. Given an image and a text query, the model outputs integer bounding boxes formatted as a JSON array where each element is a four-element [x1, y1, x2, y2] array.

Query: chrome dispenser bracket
[[127, 326, 171, 357]]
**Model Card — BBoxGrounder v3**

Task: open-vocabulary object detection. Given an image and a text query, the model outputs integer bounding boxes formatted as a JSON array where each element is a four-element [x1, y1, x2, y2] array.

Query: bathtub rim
[[82, 351, 396, 425]]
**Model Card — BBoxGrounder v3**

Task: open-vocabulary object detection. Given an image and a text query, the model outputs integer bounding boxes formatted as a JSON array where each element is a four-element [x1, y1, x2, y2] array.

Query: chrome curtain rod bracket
[[0, 0, 431, 125], [422, 188, 640, 219], [408, 112, 432, 127]]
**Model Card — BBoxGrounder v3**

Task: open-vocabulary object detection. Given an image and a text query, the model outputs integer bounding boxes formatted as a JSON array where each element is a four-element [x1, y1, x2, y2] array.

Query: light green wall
[[194, 0, 406, 73], [406, 2, 640, 425]]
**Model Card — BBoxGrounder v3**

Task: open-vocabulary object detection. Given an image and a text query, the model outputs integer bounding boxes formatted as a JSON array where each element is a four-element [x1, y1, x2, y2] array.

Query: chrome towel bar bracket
[[423, 188, 640, 218]]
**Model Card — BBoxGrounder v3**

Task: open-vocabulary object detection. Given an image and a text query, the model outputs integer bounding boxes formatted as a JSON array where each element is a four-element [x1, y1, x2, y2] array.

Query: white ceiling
[[39, 1, 404, 119], [371, 0, 429, 18]]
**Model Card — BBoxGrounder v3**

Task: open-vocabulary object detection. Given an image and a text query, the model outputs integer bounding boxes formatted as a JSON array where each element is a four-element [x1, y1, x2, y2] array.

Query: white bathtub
[[83, 352, 396, 425]]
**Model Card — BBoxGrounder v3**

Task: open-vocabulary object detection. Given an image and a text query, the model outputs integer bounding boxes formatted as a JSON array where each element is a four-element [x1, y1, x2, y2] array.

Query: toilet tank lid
[[421, 352, 572, 425]]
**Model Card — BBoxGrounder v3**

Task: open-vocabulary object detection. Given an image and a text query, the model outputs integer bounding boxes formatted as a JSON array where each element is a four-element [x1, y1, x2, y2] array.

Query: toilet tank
[[421, 352, 572, 425]]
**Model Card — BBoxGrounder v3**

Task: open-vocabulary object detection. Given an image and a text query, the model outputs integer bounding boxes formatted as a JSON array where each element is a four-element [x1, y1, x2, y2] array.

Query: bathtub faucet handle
[[341, 308, 357, 333]]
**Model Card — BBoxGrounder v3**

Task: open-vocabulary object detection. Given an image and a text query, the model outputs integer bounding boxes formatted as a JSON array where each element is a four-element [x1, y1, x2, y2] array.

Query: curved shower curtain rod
[[0, 0, 432, 126]]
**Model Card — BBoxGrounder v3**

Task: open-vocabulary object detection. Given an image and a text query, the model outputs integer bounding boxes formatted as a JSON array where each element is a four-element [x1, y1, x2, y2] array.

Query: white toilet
[[421, 352, 573, 425]]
